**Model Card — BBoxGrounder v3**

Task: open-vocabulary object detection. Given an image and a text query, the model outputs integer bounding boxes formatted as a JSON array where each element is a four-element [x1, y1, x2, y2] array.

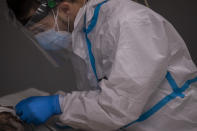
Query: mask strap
[[52, 9, 60, 31], [67, 16, 70, 32], [56, 8, 60, 31], [83, 0, 88, 8]]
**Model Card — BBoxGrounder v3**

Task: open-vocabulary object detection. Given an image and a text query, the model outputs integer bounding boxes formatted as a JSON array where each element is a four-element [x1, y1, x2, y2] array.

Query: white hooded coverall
[[58, 0, 197, 131]]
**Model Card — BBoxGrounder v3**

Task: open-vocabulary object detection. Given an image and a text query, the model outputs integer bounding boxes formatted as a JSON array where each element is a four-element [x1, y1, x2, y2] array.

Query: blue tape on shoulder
[[166, 72, 185, 98], [86, 0, 108, 34], [120, 72, 197, 129]]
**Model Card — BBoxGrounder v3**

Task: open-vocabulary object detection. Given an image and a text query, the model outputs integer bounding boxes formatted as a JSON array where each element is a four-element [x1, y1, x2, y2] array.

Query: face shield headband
[[25, 0, 62, 27]]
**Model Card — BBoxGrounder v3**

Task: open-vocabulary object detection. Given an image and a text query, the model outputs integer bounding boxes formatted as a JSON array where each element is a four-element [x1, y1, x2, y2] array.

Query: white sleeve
[[58, 14, 170, 131]]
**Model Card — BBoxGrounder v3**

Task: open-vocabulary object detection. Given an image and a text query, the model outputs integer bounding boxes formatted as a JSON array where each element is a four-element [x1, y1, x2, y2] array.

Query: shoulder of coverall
[[99, 0, 166, 26], [94, 0, 169, 58]]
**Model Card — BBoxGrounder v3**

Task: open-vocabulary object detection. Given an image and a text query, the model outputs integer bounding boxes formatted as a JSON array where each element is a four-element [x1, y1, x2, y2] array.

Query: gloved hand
[[15, 95, 62, 125]]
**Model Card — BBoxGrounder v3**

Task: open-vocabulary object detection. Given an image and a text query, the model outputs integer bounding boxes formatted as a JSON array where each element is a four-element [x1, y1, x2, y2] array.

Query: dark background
[[0, 0, 197, 96]]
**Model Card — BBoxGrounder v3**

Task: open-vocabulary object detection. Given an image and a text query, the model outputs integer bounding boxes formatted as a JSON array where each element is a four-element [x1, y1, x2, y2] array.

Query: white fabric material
[[0, 88, 50, 120], [59, 0, 197, 130], [0, 88, 78, 131], [0, 106, 16, 116], [0, 88, 49, 106]]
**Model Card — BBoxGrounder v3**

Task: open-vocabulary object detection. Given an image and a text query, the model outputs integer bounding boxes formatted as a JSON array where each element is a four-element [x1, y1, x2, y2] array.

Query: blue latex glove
[[15, 95, 62, 125]]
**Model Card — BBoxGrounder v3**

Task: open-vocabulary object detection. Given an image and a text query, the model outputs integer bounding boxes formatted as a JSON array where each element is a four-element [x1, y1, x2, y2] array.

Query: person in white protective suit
[[6, 0, 197, 130]]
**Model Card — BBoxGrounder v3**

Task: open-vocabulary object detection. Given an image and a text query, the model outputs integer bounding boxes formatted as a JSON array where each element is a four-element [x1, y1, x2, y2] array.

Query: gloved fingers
[[15, 98, 29, 110], [19, 110, 34, 124], [25, 117, 33, 124], [15, 97, 35, 116], [15, 102, 26, 116], [20, 113, 28, 122], [33, 118, 43, 126], [15, 95, 58, 126], [15, 109, 23, 116]]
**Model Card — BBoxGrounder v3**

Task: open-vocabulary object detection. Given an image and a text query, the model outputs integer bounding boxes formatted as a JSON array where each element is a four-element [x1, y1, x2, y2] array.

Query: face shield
[[21, 0, 72, 67]]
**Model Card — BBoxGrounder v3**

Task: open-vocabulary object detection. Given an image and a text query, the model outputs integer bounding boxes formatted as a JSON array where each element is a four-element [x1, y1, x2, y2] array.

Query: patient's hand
[[0, 106, 24, 131]]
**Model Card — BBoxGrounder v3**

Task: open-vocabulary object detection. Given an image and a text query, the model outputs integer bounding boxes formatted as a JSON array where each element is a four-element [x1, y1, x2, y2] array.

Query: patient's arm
[[0, 106, 24, 131]]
